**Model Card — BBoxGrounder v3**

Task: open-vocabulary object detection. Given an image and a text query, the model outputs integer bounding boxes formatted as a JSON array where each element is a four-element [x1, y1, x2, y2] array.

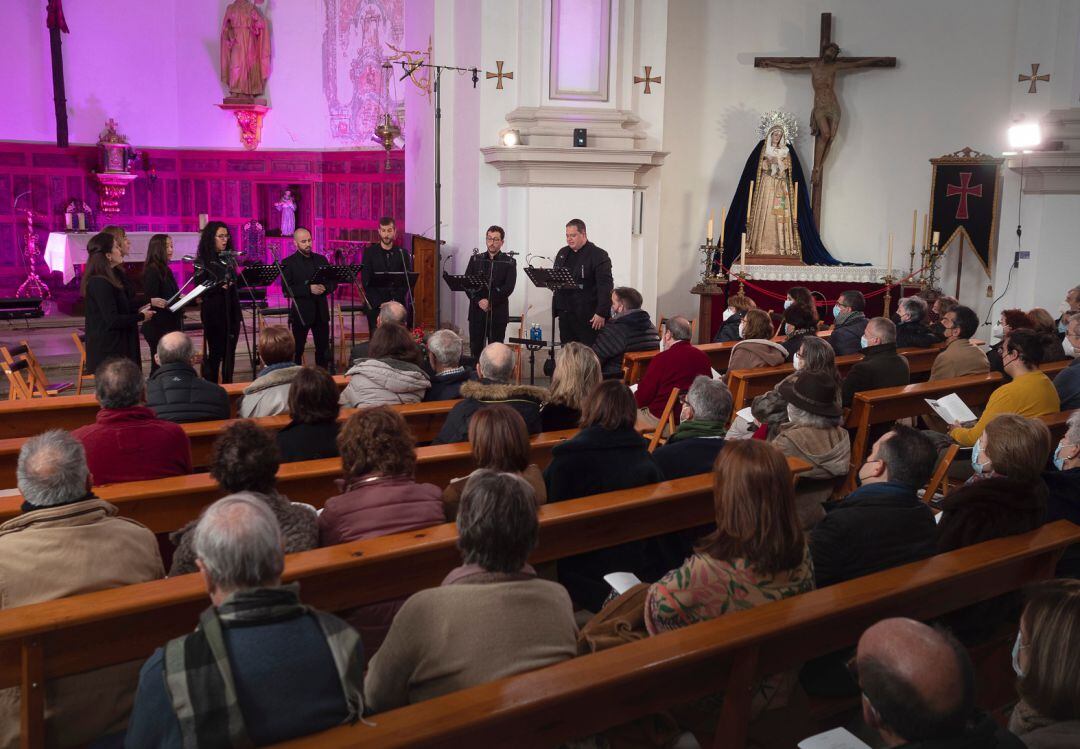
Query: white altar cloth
[[44, 231, 201, 284], [734, 264, 900, 284]]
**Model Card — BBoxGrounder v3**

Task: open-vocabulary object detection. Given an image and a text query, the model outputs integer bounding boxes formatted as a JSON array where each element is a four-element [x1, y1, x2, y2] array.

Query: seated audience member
[[434, 342, 546, 444], [895, 295, 944, 349], [442, 405, 547, 519], [1044, 410, 1080, 576], [146, 331, 230, 423], [635, 315, 712, 425], [988, 308, 1035, 374], [1053, 314, 1080, 409], [171, 420, 317, 575], [949, 330, 1060, 447], [239, 325, 302, 418], [929, 305, 990, 381], [829, 290, 869, 356], [652, 375, 732, 480], [810, 425, 938, 589], [842, 317, 910, 408], [712, 293, 756, 343], [939, 414, 1051, 642], [786, 285, 820, 324], [0, 431, 163, 748], [540, 342, 602, 431], [647, 440, 813, 722], [751, 336, 841, 438], [1008, 580, 1080, 747], [424, 328, 472, 401], [779, 303, 818, 360], [364, 471, 577, 711], [1029, 308, 1068, 362], [547, 380, 665, 611], [73, 357, 192, 484], [275, 366, 342, 463], [126, 495, 364, 747], [320, 406, 443, 548], [1058, 285, 1080, 336], [930, 294, 959, 338], [772, 372, 851, 528], [350, 300, 407, 362], [340, 323, 430, 407], [727, 308, 788, 372], [591, 286, 661, 379], [851, 619, 1025, 748]]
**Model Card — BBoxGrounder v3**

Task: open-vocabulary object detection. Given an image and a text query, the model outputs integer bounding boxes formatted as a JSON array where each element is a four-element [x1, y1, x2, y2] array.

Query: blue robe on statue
[[720, 140, 864, 269]]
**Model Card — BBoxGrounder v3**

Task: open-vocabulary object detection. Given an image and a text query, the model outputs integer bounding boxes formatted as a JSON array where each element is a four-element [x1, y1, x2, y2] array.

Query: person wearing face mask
[[726, 308, 787, 373], [895, 296, 944, 349], [949, 330, 1060, 448], [841, 317, 909, 409], [1007, 580, 1080, 748], [712, 294, 756, 342], [652, 376, 732, 480], [1052, 314, 1080, 409], [779, 303, 818, 360], [784, 286, 819, 325], [1056, 285, 1080, 339], [828, 290, 869, 356], [633, 316, 711, 426], [937, 413, 1050, 642], [750, 336, 841, 439], [1042, 410, 1080, 577], [929, 305, 990, 382], [590, 286, 660, 379], [987, 309, 1035, 375]]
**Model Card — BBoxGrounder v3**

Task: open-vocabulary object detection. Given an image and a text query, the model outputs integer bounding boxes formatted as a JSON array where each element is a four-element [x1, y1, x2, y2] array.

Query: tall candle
[[719, 207, 726, 247], [747, 180, 755, 214], [740, 232, 747, 270], [910, 210, 917, 251], [198, 213, 209, 230], [64, 213, 73, 231], [932, 230, 940, 246], [707, 213, 714, 243], [922, 213, 929, 251], [887, 233, 894, 273], [77, 213, 85, 231]]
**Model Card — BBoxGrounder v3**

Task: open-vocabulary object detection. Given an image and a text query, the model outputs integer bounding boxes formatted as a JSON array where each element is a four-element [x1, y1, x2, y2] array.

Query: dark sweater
[[146, 362, 232, 423], [591, 309, 661, 379], [896, 320, 944, 349], [712, 310, 745, 343], [424, 368, 474, 402], [810, 481, 938, 588], [841, 342, 910, 407], [653, 436, 726, 481], [276, 421, 341, 463], [829, 313, 868, 357]]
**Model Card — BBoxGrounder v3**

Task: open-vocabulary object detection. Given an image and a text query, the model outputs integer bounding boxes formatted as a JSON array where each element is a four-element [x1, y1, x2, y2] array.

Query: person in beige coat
[[0, 431, 164, 749], [772, 373, 851, 528], [339, 323, 430, 408], [726, 308, 788, 373], [929, 305, 990, 382], [239, 325, 303, 418], [364, 471, 577, 711]]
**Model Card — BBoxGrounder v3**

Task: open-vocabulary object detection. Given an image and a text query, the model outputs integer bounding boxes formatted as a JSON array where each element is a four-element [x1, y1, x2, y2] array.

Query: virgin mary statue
[[721, 111, 852, 267]]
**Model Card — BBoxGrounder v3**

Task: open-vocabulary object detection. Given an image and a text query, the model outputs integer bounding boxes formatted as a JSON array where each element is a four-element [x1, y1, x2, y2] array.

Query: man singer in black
[[552, 218, 614, 346], [360, 216, 413, 333], [280, 227, 336, 368], [465, 225, 517, 359]]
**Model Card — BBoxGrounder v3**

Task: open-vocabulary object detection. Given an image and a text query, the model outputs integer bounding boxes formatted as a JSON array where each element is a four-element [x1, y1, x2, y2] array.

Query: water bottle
[[530, 324, 542, 341]]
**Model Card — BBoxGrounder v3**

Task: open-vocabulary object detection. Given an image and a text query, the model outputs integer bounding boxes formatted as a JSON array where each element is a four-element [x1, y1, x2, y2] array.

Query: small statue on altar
[[721, 111, 853, 268], [274, 189, 296, 236], [220, 0, 272, 98]]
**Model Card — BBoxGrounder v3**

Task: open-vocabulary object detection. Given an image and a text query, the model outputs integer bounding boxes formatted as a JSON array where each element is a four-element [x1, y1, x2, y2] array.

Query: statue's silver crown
[[758, 111, 798, 144]]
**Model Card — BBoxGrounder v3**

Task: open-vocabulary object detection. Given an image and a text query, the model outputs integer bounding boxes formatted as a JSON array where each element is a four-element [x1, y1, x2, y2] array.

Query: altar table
[[44, 232, 202, 284]]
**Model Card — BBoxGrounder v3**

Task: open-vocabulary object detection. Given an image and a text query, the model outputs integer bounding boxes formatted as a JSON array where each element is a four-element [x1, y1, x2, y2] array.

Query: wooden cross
[[754, 12, 896, 231], [46, 0, 70, 148], [1018, 64, 1050, 94], [634, 66, 662, 94], [486, 60, 514, 90]]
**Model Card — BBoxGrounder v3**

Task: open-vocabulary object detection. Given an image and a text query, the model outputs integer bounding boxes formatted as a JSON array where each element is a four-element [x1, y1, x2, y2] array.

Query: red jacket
[[72, 406, 192, 485], [634, 341, 713, 417]]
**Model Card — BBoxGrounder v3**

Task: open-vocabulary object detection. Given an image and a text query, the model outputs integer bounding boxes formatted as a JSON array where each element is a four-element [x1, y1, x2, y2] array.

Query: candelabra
[[14, 195, 50, 300], [880, 272, 897, 318], [921, 240, 944, 292], [698, 238, 725, 284]]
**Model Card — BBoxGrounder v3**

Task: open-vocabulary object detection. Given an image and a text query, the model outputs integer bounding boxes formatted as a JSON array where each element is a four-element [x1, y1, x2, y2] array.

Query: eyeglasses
[[215, 233, 230, 239]]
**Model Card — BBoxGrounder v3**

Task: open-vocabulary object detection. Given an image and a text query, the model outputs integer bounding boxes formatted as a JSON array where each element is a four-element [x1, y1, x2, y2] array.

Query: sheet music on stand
[[169, 284, 211, 314], [442, 271, 486, 295]]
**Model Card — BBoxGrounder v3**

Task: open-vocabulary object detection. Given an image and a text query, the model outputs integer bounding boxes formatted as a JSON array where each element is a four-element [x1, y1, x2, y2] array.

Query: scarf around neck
[[163, 583, 363, 748], [667, 419, 727, 444]]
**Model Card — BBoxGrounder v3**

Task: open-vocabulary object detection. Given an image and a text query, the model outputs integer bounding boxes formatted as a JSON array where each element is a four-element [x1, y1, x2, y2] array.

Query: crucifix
[[755, 13, 896, 230], [46, 0, 71, 148]]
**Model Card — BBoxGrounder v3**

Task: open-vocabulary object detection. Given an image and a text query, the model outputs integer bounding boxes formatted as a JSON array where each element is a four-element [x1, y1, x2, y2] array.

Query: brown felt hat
[[778, 371, 842, 418]]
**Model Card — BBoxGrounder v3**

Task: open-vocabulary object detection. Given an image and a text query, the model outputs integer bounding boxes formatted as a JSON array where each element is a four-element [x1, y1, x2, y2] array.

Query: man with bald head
[[634, 315, 712, 425], [147, 331, 231, 422], [433, 341, 546, 443], [348, 300, 408, 363], [852, 618, 1024, 748], [281, 227, 336, 369]]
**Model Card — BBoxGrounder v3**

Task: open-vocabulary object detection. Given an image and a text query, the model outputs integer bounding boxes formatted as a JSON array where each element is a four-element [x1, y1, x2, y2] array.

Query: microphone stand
[[225, 252, 258, 379], [396, 244, 416, 328], [271, 246, 309, 367]]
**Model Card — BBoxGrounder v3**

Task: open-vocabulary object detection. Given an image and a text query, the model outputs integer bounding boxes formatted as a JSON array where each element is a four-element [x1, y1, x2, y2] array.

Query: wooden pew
[[0, 399, 461, 488], [0, 460, 813, 747], [279, 521, 1080, 749], [840, 360, 1071, 494], [727, 344, 945, 413], [0, 375, 350, 439], [0, 429, 585, 533]]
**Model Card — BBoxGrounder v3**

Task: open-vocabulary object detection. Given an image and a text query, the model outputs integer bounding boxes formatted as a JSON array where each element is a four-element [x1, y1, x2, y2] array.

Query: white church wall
[[657, 0, 1029, 321]]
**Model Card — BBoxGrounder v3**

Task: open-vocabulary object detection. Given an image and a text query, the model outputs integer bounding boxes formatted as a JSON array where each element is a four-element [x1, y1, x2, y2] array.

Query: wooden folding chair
[[1, 358, 34, 400], [646, 387, 681, 453], [923, 443, 960, 503], [71, 332, 95, 395], [509, 305, 532, 384], [15, 341, 72, 397]]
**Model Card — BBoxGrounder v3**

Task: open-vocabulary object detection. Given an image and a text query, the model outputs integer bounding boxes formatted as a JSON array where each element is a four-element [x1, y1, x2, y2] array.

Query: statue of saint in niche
[[220, 0, 272, 98]]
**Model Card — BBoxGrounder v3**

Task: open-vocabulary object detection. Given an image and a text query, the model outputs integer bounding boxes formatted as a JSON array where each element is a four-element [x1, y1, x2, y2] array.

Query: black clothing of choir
[[465, 250, 517, 359], [552, 241, 613, 346], [141, 264, 182, 373], [280, 250, 337, 368], [198, 256, 242, 384], [83, 275, 144, 373], [360, 243, 413, 332]]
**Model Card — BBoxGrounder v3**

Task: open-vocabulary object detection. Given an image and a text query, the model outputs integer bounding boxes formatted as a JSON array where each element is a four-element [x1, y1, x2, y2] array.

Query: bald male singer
[[280, 227, 336, 368]]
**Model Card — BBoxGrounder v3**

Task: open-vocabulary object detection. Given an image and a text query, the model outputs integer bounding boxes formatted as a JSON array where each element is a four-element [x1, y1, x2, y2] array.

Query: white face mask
[[991, 324, 1004, 342], [1064, 336, 1077, 358], [1011, 631, 1026, 677], [784, 299, 793, 309], [722, 308, 735, 321], [738, 325, 747, 340], [793, 353, 803, 370]]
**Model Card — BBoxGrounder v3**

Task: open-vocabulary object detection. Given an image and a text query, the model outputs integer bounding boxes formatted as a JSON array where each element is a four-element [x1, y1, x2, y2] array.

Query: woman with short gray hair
[[363, 470, 577, 712]]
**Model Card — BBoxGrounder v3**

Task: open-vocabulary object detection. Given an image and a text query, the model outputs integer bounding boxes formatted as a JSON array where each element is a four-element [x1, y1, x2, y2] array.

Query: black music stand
[[524, 265, 581, 372], [311, 264, 361, 374], [239, 263, 281, 372], [370, 271, 420, 327]]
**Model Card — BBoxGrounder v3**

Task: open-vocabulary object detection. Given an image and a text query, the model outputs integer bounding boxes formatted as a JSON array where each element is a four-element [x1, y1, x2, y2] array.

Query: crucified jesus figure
[[754, 14, 896, 230]]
